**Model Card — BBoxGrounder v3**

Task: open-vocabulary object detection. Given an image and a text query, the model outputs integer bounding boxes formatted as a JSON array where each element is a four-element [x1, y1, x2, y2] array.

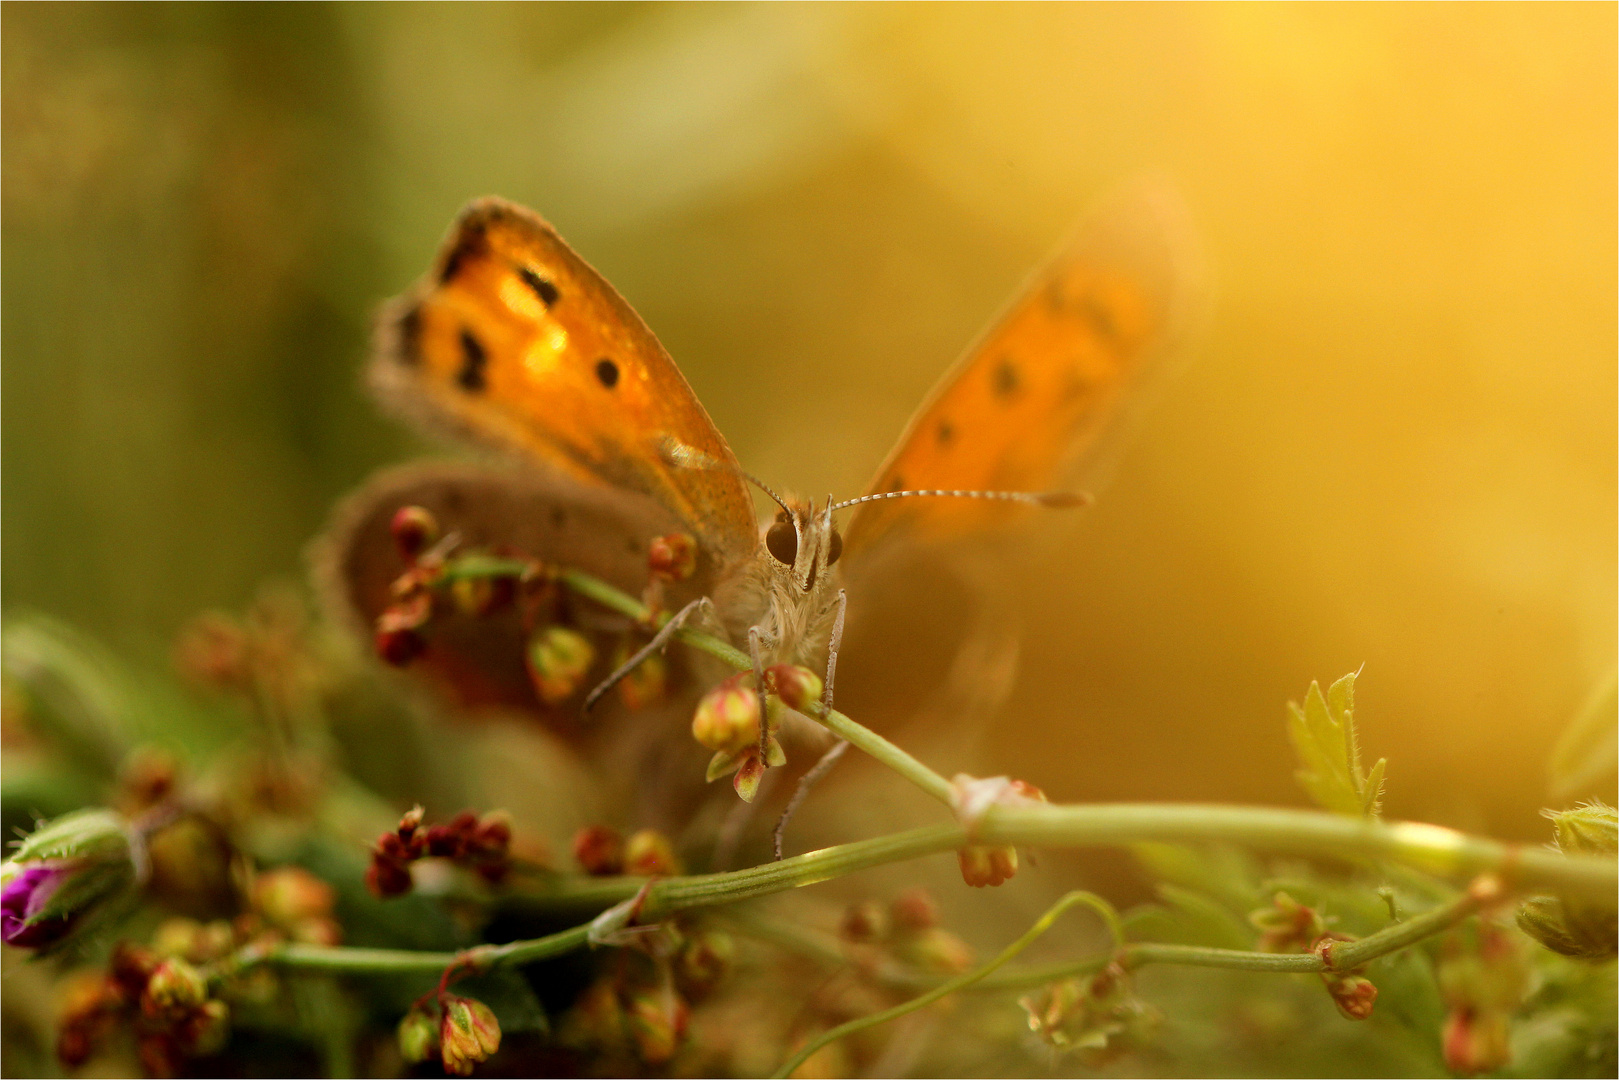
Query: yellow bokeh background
[[4, 4, 1613, 843]]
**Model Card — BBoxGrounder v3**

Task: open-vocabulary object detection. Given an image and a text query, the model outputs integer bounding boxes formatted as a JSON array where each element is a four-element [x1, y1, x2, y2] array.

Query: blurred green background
[[4, 3, 1613, 841]]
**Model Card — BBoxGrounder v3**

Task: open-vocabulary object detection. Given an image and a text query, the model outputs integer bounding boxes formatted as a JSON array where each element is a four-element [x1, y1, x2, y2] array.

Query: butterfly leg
[[583, 596, 717, 712], [772, 588, 849, 860]]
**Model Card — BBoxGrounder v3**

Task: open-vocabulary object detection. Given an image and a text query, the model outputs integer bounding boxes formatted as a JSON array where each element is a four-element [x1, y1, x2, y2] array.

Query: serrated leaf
[[1286, 671, 1385, 818]]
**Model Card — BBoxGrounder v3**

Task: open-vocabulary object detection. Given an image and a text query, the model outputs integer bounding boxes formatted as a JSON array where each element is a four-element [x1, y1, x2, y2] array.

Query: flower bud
[[374, 623, 427, 667], [572, 825, 624, 876], [252, 867, 335, 930], [1549, 801, 1617, 856], [896, 927, 974, 975], [1323, 973, 1377, 1020], [676, 930, 736, 998], [624, 988, 688, 1065], [1442, 1007, 1511, 1075], [450, 574, 514, 617], [889, 888, 941, 933], [1, 810, 137, 951], [141, 958, 208, 1019], [624, 829, 682, 877], [648, 533, 698, 582], [1517, 894, 1617, 960], [526, 626, 596, 705], [1250, 892, 1327, 953], [390, 505, 440, 561], [840, 900, 890, 943], [398, 1006, 440, 1064], [440, 995, 501, 1076], [732, 753, 767, 803], [691, 675, 761, 753], [958, 845, 1018, 888], [765, 664, 823, 714]]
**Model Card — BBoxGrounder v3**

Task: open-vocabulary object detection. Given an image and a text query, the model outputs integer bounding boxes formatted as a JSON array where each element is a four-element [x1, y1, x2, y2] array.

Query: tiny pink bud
[[1324, 973, 1378, 1020], [572, 825, 624, 876], [765, 664, 823, 713], [525, 626, 596, 705], [890, 888, 940, 932], [647, 533, 698, 582], [624, 829, 681, 877], [840, 901, 890, 943], [691, 675, 761, 753], [390, 505, 440, 561], [439, 995, 501, 1076]]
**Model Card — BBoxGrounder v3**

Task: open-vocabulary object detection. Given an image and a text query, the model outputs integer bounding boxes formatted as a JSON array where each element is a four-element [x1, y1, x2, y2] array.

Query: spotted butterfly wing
[[370, 197, 758, 568], [842, 183, 1199, 558]]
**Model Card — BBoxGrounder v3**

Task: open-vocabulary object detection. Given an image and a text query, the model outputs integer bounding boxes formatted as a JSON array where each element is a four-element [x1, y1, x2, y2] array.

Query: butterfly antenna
[[828, 489, 1092, 513]]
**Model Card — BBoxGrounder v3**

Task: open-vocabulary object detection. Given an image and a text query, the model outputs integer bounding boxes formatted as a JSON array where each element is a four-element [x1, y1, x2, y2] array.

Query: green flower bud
[[397, 1007, 440, 1064]]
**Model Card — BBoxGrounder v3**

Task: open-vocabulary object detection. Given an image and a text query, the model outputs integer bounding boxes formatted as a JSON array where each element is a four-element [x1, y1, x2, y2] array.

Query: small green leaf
[[1286, 671, 1385, 818]]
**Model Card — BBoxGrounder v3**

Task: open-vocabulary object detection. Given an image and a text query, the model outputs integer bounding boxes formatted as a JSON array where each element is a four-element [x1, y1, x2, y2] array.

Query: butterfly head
[[763, 496, 843, 596]]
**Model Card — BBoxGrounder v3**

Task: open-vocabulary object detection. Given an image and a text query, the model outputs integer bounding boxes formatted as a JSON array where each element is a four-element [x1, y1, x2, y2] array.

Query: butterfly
[[316, 185, 1195, 829]]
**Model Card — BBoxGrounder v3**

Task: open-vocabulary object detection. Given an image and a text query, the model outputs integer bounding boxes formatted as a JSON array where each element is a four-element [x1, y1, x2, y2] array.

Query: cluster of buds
[[2, 809, 138, 952], [949, 774, 1047, 887], [398, 993, 503, 1076], [250, 866, 342, 946], [570, 824, 682, 877], [1437, 915, 1529, 1074], [839, 888, 974, 976], [1249, 892, 1376, 1020], [173, 586, 328, 722], [693, 665, 822, 802], [1019, 962, 1159, 1065], [57, 942, 229, 1075], [366, 806, 513, 898], [1517, 802, 1617, 961]]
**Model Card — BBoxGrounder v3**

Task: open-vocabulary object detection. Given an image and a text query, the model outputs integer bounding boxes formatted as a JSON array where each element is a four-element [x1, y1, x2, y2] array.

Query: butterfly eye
[[765, 520, 798, 565], [827, 529, 843, 566]]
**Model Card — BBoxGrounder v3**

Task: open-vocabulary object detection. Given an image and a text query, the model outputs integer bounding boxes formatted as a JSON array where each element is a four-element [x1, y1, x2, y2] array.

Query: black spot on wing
[[457, 329, 488, 392], [440, 222, 488, 283], [595, 358, 619, 389], [519, 267, 560, 308], [993, 359, 1020, 399], [886, 474, 905, 493], [936, 419, 954, 445], [395, 305, 423, 366]]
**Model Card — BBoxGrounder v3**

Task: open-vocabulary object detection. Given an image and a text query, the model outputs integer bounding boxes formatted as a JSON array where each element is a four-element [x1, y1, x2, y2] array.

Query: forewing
[[370, 198, 758, 567], [843, 182, 1200, 557]]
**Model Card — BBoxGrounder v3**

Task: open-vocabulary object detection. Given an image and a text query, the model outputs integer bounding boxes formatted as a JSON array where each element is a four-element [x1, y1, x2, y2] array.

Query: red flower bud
[[365, 856, 412, 899], [890, 888, 941, 932], [692, 674, 761, 753], [374, 624, 426, 667], [648, 533, 698, 582], [390, 505, 440, 561], [765, 664, 824, 714], [572, 825, 624, 876]]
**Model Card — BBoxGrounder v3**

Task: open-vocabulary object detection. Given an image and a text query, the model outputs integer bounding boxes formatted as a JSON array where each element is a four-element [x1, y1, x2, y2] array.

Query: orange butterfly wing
[[842, 183, 1199, 558], [370, 198, 757, 566]]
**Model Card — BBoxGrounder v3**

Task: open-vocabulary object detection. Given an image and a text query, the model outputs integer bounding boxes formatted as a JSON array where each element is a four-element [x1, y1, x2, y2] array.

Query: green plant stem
[[770, 890, 1112, 1079]]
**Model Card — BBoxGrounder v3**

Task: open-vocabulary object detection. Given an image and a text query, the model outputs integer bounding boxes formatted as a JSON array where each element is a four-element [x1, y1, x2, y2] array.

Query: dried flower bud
[[141, 958, 208, 1019], [624, 829, 681, 877], [676, 929, 736, 998], [840, 900, 890, 943], [890, 888, 941, 932], [398, 1006, 440, 1064], [1323, 973, 1377, 1020], [1443, 1007, 1512, 1075], [365, 855, 413, 899], [958, 845, 1018, 888], [374, 623, 427, 667], [648, 533, 698, 582], [252, 867, 336, 930], [472, 811, 512, 856], [440, 995, 501, 1076], [1250, 892, 1327, 953], [624, 987, 688, 1065], [390, 505, 440, 561], [526, 626, 596, 705], [691, 674, 761, 753], [765, 664, 823, 714], [177, 998, 230, 1058], [573, 825, 625, 876]]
